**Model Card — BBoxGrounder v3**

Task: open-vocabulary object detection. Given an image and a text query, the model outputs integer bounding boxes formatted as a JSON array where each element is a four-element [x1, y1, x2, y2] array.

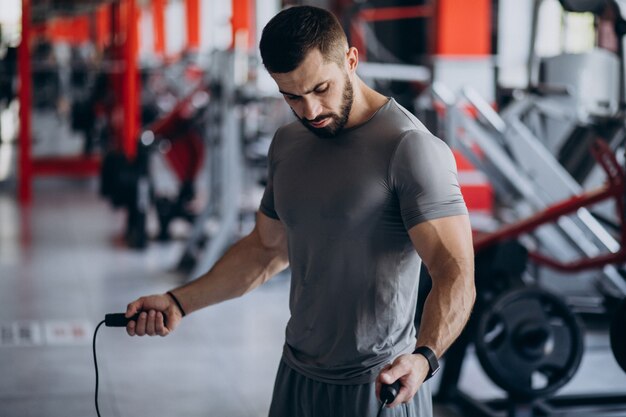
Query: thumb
[[379, 362, 405, 385], [125, 298, 144, 318]]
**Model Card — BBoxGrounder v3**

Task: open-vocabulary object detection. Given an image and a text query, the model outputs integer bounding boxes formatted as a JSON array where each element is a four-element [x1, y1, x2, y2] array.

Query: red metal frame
[[94, 5, 110, 52], [474, 140, 626, 272], [185, 0, 200, 51], [18, 0, 142, 205], [106, 0, 139, 159], [153, 0, 166, 56], [231, 0, 255, 50], [32, 157, 101, 177], [32, 15, 91, 45], [123, 0, 139, 160], [349, 5, 434, 61], [18, 0, 33, 204], [358, 5, 433, 23], [145, 84, 208, 182], [148, 85, 207, 134]]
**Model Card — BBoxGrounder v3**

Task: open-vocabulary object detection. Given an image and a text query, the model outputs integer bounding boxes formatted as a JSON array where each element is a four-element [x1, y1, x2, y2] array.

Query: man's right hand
[[125, 293, 184, 336]]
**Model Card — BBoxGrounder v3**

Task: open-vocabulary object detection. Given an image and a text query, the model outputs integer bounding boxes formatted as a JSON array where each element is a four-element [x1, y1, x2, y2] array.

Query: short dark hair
[[259, 6, 348, 74]]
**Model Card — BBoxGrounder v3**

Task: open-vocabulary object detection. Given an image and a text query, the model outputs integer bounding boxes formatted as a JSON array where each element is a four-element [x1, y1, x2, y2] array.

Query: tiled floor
[[1, 178, 626, 417]]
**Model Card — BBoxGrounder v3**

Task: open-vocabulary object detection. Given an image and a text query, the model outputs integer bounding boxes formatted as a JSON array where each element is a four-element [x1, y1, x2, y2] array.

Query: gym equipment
[[474, 240, 529, 299], [146, 85, 208, 242], [100, 144, 151, 248], [474, 287, 584, 400], [470, 139, 626, 273], [432, 0, 626, 379], [177, 50, 245, 275], [92, 312, 144, 417], [611, 297, 626, 373], [436, 81, 626, 303], [422, 2, 626, 412], [432, 92, 626, 414], [424, 86, 626, 415], [100, 82, 210, 248], [515, 0, 626, 224], [410, 1, 626, 415]]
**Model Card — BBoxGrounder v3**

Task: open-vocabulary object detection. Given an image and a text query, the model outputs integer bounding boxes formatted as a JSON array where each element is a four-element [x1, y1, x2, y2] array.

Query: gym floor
[[1, 178, 626, 417]]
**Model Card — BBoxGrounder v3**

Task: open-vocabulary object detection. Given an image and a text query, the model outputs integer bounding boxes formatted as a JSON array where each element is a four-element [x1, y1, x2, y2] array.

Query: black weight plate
[[475, 287, 584, 400], [610, 297, 626, 374]]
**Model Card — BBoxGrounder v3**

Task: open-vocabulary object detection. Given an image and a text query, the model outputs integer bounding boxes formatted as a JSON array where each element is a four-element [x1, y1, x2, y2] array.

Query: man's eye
[[285, 95, 300, 101], [315, 85, 329, 94]]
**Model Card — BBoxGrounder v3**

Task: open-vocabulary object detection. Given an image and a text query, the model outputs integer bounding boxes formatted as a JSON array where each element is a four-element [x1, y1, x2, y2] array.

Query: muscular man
[[125, 6, 475, 417]]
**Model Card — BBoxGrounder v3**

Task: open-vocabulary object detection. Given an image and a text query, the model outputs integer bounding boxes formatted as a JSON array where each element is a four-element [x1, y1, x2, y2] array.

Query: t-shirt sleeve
[[259, 134, 280, 220], [390, 131, 468, 230]]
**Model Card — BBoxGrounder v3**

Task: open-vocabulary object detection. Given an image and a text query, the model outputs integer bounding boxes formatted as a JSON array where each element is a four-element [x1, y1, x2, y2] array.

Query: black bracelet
[[166, 291, 186, 317]]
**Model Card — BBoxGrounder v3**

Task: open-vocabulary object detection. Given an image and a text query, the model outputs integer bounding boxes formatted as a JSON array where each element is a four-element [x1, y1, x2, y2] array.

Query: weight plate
[[610, 297, 626, 374], [474, 287, 584, 400]]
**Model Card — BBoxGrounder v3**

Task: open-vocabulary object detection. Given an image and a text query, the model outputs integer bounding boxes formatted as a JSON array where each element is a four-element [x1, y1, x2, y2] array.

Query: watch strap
[[412, 346, 440, 381]]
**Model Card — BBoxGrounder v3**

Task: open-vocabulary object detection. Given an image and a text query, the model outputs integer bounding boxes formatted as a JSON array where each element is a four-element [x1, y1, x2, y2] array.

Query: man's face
[[271, 49, 354, 138]]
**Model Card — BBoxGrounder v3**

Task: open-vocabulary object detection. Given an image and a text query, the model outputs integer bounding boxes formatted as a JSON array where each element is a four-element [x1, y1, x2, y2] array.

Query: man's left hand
[[375, 353, 430, 408]]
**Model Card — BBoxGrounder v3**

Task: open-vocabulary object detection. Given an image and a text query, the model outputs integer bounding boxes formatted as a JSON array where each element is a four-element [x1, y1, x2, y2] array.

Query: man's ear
[[345, 47, 358, 74]]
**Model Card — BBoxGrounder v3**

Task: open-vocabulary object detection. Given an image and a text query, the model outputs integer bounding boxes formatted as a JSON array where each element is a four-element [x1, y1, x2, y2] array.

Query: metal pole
[[18, 0, 32, 205], [124, 0, 138, 159], [185, 0, 200, 50], [231, 0, 254, 50], [153, 0, 166, 56]]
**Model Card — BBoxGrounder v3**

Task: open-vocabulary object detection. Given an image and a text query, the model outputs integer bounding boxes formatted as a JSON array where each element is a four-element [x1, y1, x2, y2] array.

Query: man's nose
[[301, 97, 322, 121]]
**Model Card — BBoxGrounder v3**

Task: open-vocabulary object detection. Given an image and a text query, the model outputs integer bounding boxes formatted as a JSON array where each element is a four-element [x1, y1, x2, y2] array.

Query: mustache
[[304, 114, 333, 123]]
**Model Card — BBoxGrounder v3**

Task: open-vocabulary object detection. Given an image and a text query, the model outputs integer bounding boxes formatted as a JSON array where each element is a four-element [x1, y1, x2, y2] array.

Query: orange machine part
[[435, 0, 491, 55]]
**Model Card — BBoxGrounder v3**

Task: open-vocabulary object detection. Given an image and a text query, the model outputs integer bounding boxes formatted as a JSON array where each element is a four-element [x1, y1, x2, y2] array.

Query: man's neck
[[345, 77, 389, 129]]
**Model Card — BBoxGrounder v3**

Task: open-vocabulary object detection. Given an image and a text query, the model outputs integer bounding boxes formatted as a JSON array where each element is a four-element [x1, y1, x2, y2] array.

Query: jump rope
[[93, 312, 401, 417], [92, 313, 141, 417]]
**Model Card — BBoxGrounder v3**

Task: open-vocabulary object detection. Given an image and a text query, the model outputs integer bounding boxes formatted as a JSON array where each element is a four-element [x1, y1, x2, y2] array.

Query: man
[[125, 6, 475, 417]]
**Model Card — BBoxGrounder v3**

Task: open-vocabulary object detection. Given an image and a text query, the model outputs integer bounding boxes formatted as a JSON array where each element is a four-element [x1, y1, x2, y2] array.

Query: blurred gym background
[[1, 1, 626, 416]]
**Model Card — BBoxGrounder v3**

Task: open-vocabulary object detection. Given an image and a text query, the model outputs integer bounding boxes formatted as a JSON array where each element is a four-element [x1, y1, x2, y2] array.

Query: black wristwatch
[[413, 346, 440, 381]]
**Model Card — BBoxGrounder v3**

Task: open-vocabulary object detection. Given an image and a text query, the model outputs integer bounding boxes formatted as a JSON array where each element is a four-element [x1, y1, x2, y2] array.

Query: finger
[[376, 364, 392, 384], [164, 306, 176, 330], [146, 310, 156, 336], [155, 312, 169, 336], [126, 320, 136, 336], [379, 362, 408, 385], [388, 386, 413, 408], [375, 364, 392, 400], [135, 311, 148, 336], [126, 299, 144, 318]]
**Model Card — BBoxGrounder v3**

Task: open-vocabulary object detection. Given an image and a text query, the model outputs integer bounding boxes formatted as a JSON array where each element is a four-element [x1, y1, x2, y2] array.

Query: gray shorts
[[268, 359, 433, 417]]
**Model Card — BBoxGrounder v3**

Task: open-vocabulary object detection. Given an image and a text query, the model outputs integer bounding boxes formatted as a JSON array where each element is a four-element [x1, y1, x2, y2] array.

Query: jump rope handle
[[377, 380, 402, 417], [104, 313, 140, 327], [380, 380, 401, 404], [104, 312, 167, 327]]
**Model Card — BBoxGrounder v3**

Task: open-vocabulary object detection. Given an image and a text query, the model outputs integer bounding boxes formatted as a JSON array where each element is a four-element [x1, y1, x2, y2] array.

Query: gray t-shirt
[[260, 98, 467, 385]]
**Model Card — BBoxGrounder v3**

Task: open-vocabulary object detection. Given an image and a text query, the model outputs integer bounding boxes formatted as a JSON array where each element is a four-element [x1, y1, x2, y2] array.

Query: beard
[[293, 75, 354, 138]]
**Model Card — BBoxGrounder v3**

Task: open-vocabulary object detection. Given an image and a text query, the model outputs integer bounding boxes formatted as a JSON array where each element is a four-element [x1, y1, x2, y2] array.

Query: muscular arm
[[411, 214, 475, 357], [377, 214, 475, 406], [126, 212, 289, 336], [171, 212, 289, 314]]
